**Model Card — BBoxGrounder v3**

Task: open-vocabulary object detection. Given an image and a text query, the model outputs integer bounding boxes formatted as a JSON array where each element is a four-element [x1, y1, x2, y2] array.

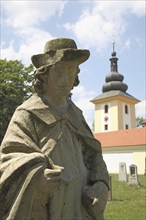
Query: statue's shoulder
[[16, 94, 57, 125], [17, 94, 46, 111], [69, 100, 83, 115]]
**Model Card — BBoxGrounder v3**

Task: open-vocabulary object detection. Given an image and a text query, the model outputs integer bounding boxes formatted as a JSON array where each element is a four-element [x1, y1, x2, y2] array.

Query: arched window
[[125, 105, 128, 114], [105, 105, 108, 113]]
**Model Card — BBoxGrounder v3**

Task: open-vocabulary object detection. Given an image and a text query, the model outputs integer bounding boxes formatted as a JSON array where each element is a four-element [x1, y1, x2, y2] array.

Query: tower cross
[[112, 41, 115, 51]]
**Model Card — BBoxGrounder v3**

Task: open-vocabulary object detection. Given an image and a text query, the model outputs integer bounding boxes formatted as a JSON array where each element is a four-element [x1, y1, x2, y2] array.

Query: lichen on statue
[[0, 38, 109, 220]]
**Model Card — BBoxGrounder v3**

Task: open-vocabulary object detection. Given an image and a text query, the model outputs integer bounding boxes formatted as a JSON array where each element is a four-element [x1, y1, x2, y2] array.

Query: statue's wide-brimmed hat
[[31, 38, 90, 68]]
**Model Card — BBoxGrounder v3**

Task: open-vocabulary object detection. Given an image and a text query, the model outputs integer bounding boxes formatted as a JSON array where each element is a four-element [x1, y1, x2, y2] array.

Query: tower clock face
[[104, 116, 108, 121]]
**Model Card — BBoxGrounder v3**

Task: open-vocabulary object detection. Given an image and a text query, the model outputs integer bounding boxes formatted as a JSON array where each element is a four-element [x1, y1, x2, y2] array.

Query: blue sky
[[1, 0, 145, 127]]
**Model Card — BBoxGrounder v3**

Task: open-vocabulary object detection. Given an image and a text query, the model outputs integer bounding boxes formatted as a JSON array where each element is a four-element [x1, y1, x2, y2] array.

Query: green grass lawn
[[104, 174, 146, 220]]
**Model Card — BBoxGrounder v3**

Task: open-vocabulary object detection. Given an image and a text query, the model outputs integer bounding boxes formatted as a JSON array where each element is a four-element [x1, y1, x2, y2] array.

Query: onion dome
[[102, 42, 128, 93]]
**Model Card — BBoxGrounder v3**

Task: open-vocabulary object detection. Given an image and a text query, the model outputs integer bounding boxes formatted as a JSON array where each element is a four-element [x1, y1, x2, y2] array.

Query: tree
[[0, 59, 34, 143], [136, 116, 144, 128]]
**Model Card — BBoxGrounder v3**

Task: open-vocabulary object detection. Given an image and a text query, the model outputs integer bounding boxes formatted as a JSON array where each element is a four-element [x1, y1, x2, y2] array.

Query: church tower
[[91, 43, 139, 133]]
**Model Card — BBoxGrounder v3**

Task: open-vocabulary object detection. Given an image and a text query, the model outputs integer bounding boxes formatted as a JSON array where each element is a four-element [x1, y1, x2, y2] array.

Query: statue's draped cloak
[[0, 94, 109, 220]]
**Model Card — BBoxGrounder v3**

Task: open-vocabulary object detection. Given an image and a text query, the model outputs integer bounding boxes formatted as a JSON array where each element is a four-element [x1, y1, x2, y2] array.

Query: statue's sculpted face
[[46, 61, 80, 98]]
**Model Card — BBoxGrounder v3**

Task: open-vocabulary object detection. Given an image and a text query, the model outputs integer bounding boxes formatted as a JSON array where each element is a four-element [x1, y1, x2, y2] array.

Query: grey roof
[[90, 90, 140, 103], [91, 48, 140, 104], [102, 48, 128, 93]]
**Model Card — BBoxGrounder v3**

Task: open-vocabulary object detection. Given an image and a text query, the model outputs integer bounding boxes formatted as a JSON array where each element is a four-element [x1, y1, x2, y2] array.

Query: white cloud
[[2, 1, 67, 28], [72, 85, 97, 129], [1, 1, 67, 64], [1, 27, 54, 65], [64, 13, 125, 52], [63, 1, 145, 52], [130, 1, 146, 17], [0, 40, 19, 60], [123, 39, 131, 50], [16, 27, 54, 64], [119, 38, 132, 53], [92, 1, 145, 18], [135, 100, 146, 119], [1, 0, 145, 63]]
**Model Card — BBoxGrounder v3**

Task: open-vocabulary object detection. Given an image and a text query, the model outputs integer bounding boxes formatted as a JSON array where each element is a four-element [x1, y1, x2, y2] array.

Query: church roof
[[94, 127, 146, 148], [90, 90, 140, 103], [102, 46, 128, 93]]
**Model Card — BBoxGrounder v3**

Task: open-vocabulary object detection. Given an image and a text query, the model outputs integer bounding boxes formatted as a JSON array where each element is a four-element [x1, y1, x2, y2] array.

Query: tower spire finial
[[102, 42, 128, 93], [112, 41, 115, 52], [111, 40, 116, 57]]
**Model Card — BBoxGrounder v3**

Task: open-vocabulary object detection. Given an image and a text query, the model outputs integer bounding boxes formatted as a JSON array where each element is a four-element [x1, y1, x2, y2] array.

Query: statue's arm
[[0, 108, 63, 219], [0, 108, 47, 219], [81, 143, 109, 220], [83, 147, 109, 188], [1, 107, 63, 177]]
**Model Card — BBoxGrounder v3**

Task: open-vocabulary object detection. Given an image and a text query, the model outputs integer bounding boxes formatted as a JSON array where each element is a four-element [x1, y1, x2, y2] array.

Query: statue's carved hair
[[33, 64, 80, 95], [33, 65, 50, 95]]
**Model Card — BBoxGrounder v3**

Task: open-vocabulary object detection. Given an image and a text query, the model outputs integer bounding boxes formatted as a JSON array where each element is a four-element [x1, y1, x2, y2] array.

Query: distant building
[[91, 44, 146, 174], [95, 128, 146, 174]]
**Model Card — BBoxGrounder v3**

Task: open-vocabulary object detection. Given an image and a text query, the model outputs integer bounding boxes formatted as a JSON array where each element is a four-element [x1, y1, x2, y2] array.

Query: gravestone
[[128, 164, 140, 186], [119, 162, 127, 182]]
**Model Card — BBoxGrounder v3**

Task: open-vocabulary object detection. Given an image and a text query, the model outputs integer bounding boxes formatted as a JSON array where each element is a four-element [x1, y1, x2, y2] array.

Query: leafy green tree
[[0, 59, 34, 143], [136, 116, 144, 128]]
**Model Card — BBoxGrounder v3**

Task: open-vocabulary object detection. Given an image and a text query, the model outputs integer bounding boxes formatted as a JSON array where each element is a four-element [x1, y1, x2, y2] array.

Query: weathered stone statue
[[0, 38, 109, 220]]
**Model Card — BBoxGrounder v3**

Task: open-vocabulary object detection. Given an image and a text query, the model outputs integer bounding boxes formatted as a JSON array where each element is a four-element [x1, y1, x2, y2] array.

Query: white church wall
[[103, 153, 133, 174], [103, 151, 145, 174], [133, 152, 145, 174]]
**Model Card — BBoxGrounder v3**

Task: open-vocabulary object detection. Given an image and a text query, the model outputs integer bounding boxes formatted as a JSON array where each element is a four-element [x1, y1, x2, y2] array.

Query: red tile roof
[[94, 127, 146, 147]]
